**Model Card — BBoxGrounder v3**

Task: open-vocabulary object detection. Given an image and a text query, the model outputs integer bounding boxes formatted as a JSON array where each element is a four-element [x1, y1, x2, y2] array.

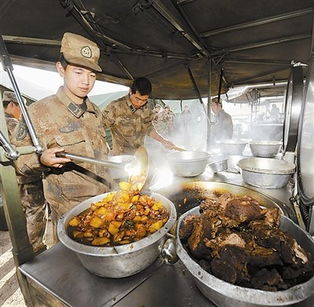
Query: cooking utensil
[[249, 141, 282, 158], [167, 151, 210, 177], [56, 146, 149, 191], [107, 155, 135, 180], [176, 206, 314, 306], [227, 155, 245, 173], [172, 146, 186, 151], [57, 191, 177, 278], [128, 146, 149, 191], [238, 157, 295, 189], [207, 155, 228, 173], [162, 181, 295, 219], [216, 140, 247, 155]]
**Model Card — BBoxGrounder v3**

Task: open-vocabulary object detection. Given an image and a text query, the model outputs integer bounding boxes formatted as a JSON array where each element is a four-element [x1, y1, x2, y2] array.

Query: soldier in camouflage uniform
[[103, 77, 177, 155], [2, 91, 46, 253], [13, 33, 112, 243]]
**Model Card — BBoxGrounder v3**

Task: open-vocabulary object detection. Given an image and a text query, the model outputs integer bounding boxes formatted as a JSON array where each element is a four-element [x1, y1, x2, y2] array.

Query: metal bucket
[[176, 206, 314, 306], [57, 192, 177, 278]]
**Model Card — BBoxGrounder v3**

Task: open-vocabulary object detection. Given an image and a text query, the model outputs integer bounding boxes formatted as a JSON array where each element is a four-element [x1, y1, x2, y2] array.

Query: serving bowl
[[57, 192, 176, 278], [167, 151, 210, 177], [238, 157, 295, 189], [176, 206, 314, 306], [249, 141, 282, 158], [217, 140, 247, 155]]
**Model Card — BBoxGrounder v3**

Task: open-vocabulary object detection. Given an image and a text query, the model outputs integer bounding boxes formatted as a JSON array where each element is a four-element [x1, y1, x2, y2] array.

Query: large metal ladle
[[56, 146, 149, 191]]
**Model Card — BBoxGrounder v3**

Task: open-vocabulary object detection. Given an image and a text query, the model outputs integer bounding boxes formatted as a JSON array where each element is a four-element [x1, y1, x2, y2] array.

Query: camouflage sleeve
[[145, 109, 154, 134], [10, 121, 46, 176], [102, 102, 116, 129]]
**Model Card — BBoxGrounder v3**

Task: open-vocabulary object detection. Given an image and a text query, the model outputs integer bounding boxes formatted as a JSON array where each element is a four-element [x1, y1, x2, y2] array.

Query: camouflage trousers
[[19, 181, 46, 254]]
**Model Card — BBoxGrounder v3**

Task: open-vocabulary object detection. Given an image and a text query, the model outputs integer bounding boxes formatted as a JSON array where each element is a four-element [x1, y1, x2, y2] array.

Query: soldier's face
[[56, 62, 96, 101], [130, 91, 149, 109]]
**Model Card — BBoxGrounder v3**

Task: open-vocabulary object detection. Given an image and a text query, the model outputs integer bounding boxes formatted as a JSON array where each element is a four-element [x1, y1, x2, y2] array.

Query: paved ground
[[0, 231, 26, 307]]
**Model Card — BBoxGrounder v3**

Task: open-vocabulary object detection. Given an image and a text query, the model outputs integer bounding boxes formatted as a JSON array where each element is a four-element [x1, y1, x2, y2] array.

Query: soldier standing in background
[[103, 77, 177, 155], [209, 97, 233, 145], [2, 91, 46, 253], [13, 33, 112, 243]]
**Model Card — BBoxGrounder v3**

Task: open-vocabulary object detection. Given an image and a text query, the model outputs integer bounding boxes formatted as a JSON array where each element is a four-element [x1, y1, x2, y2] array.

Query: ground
[[0, 231, 26, 307]]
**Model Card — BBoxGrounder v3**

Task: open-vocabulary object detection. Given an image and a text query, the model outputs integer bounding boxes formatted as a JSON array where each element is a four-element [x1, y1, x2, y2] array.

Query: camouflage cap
[[60, 32, 102, 72], [3, 91, 18, 103]]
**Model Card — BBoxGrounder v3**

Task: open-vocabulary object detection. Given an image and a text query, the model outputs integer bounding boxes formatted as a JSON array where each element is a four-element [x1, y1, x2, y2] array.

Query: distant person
[[180, 105, 193, 147], [269, 103, 280, 122], [2, 91, 46, 254], [209, 97, 233, 145], [13, 32, 113, 244], [103, 77, 178, 155]]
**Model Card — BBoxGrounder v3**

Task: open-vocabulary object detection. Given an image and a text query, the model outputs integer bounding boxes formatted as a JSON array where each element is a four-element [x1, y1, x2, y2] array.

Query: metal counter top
[[19, 244, 211, 307], [19, 171, 297, 306]]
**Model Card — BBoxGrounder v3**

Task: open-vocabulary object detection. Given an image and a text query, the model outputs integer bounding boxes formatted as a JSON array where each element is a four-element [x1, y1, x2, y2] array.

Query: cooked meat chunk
[[251, 268, 283, 291], [210, 257, 238, 284], [187, 216, 213, 259], [200, 197, 220, 215], [261, 207, 281, 227], [248, 246, 282, 267], [179, 215, 199, 242], [211, 245, 249, 284], [224, 198, 262, 223], [204, 231, 246, 253]]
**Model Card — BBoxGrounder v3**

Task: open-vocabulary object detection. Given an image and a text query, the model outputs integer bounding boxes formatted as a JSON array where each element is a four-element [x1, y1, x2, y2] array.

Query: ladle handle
[[55, 152, 123, 169]]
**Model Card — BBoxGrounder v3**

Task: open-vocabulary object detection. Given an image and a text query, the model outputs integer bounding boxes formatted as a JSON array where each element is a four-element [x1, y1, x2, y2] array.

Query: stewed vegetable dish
[[68, 182, 169, 246]]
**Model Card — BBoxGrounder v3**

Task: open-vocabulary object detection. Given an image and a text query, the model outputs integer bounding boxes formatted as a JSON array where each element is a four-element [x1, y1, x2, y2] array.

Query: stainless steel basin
[[57, 192, 177, 278], [176, 206, 314, 306]]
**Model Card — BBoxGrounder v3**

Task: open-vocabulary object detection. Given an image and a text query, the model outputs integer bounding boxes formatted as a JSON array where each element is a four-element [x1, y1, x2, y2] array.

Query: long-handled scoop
[[56, 146, 149, 191], [126, 146, 149, 192], [55, 151, 127, 169]]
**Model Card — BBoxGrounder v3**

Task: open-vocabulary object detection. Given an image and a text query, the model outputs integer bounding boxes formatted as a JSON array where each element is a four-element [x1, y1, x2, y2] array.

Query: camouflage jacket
[[5, 113, 19, 137], [13, 87, 111, 217], [103, 95, 154, 155]]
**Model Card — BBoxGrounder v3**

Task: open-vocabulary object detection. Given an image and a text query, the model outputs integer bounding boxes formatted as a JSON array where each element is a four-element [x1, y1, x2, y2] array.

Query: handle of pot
[[160, 233, 178, 264]]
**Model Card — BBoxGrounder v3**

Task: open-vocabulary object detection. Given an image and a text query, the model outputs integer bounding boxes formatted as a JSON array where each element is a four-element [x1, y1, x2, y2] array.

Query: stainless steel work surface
[[115, 261, 212, 307], [19, 243, 163, 307], [19, 243, 213, 307]]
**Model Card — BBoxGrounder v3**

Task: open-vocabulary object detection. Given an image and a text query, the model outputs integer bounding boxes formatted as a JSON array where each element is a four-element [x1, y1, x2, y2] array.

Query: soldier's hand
[[40, 147, 71, 168]]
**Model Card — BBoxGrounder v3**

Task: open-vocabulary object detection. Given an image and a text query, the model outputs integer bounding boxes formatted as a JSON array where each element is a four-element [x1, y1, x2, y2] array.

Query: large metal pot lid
[[297, 55, 314, 205], [238, 157, 295, 174], [282, 66, 304, 154]]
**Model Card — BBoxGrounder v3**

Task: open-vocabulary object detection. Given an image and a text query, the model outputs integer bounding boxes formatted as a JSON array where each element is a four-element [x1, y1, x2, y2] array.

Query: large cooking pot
[[57, 192, 176, 278], [249, 141, 282, 158], [176, 206, 314, 306], [217, 140, 247, 155], [167, 151, 227, 177], [167, 151, 210, 177], [238, 157, 295, 189], [161, 181, 295, 220]]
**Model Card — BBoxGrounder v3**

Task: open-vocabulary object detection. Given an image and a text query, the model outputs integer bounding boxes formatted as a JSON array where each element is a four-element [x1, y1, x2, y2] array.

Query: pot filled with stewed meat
[[57, 181, 176, 278], [175, 184, 314, 306]]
